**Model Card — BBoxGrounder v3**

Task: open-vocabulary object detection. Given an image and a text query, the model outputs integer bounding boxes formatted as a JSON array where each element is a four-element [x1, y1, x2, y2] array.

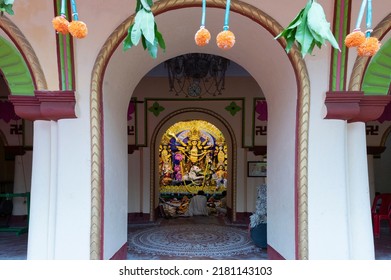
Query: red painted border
[[109, 242, 128, 260], [267, 245, 286, 260]]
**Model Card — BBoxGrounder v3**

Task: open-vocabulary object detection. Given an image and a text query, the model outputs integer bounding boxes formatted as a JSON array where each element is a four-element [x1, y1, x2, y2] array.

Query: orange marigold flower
[[195, 27, 211, 47], [52, 16, 69, 35], [68, 20, 88, 39], [357, 37, 381, 57], [216, 30, 235, 50], [344, 30, 365, 48]]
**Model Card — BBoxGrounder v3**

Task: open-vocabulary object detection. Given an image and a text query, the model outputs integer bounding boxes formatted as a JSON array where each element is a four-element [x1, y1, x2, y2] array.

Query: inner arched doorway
[[150, 110, 237, 222]]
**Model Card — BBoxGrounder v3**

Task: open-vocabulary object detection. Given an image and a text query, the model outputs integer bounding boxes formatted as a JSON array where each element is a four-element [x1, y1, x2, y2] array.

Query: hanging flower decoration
[[52, 15, 70, 35], [195, 27, 211, 47], [344, 29, 365, 48], [123, 0, 166, 59], [216, 0, 235, 50], [345, 0, 380, 57], [68, 20, 88, 39], [52, 0, 88, 39], [357, 37, 381, 57], [216, 30, 235, 50], [194, 1, 210, 47], [0, 0, 14, 16], [275, 0, 340, 57]]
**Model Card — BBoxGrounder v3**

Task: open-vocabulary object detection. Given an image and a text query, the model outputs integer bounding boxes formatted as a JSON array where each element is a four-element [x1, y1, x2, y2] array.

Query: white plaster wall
[[102, 87, 129, 259], [11, 0, 58, 90], [305, 2, 351, 259]]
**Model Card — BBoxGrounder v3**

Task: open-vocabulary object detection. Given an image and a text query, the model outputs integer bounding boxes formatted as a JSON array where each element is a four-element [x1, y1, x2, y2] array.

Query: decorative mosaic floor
[[127, 221, 264, 260], [1, 217, 390, 260]]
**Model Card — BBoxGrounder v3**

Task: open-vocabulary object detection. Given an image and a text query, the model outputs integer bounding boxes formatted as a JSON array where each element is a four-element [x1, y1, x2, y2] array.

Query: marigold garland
[[52, 16, 69, 35], [357, 37, 381, 57], [195, 27, 211, 47], [216, 30, 235, 50], [344, 30, 365, 48], [68, 20, 88, 39]]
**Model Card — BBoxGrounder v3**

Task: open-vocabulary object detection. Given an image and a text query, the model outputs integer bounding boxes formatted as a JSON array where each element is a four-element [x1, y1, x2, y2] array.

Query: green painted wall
[[0, 36, 34, 96]]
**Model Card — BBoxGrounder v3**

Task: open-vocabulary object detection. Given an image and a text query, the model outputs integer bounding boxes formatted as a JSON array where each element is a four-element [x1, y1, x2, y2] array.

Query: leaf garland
[[123, 0, 166, 59], [275, 0, 340, 57], [0, 0, 14, 16]]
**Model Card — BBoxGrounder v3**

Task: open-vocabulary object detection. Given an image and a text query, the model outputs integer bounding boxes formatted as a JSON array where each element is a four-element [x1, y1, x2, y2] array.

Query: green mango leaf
[[123, 25, 135, 51], [4, 4, 13, 15], [146, 38, 158, 59], [124, 0, 166, 58], [295, 1, 314, 57], [307, 1, 340, 51], [0, 0, 14, 15], [141, 36, 147, 50], [307, 40, 316, 55], [308, 25, 325, 46], [135, 0, 142, 12], [155, 25, 166, 50], [307, 2, 328, 36], [140, 0, 151, 11], [275, 8, 304, 39], [324, 29, 341, 51], [285, 35, 296, 53], [139, 9, 155, 45], [131, 12, 143, 45], [286, 10, 304, 30]]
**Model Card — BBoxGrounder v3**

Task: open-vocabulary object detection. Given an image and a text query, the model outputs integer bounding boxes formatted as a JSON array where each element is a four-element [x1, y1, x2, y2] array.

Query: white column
[[347, 122, 375, 259], [47, 121, 58, 259], [27, 120, 58, 259], [12, 152, 32, 216]]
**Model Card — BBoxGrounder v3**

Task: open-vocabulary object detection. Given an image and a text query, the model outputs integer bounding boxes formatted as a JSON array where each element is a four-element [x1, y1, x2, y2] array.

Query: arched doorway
[[150, 110, 237, 222], [92, 1, 310, 260]]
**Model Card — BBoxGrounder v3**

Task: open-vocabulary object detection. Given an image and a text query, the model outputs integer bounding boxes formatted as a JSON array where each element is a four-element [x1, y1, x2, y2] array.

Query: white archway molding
[[91, 0, 310, 260]]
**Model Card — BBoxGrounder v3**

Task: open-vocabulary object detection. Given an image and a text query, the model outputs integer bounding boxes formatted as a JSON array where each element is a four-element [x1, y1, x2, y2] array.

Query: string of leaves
[[123, 0, 166, 59], [275, 0, 340, 57], [0, 0, 14, 15]]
